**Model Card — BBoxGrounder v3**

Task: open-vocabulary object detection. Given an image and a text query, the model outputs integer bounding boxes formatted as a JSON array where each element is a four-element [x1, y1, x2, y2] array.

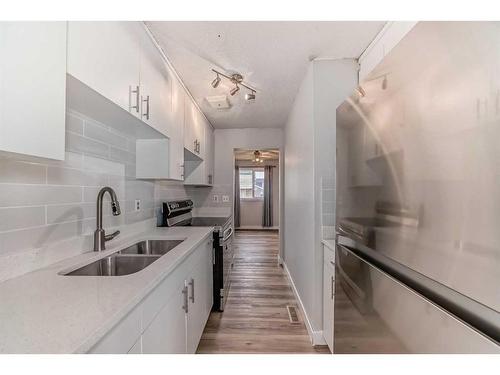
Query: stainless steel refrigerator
[[334, 22, 500, 353]]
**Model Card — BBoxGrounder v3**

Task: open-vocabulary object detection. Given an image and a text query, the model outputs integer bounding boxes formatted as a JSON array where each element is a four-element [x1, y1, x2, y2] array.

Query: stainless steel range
[[159, 199, 233, 311]]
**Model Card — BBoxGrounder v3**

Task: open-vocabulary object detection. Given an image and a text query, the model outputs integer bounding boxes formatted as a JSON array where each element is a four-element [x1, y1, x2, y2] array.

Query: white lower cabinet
[[186, 242, 213, 352], [142, 279, 188, 354], [88, 236, 213, 354], [322, 244, 335, 353]]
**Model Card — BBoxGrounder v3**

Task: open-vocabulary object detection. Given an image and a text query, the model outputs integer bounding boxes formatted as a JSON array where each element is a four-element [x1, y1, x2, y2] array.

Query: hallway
[[197, 230, 329, 354]]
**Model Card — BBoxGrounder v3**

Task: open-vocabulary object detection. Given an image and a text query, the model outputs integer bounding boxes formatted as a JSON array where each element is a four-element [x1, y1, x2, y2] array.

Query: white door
[[67, 21, 142, 118], [168, 73, 185, 180], [323, 258, 335, 352], [142, 280, 187, 354], [0, 22, 66, 160], [139, 28, 172, 136]]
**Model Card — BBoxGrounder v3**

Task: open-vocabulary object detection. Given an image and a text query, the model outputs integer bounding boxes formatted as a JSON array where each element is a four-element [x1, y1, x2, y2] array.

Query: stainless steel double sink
[[64, 239, 184, 277]]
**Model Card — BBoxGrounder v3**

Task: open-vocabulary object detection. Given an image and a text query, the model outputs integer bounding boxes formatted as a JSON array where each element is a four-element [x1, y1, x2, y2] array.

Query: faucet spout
[[94, 186, 121, 252]]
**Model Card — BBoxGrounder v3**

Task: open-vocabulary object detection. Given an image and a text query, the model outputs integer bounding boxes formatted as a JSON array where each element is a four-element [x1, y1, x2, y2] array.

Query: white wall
[[284, 59, 358, 341]]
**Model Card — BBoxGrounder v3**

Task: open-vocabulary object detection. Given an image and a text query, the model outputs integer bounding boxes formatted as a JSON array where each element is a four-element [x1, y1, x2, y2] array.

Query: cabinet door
[[204, 122, 214, 185], [169, 74, 185, 180], [142, 280, 187, 354], [67, 21, 142, 118], [184, 97, 197, 154], [194, 109, 206, 159], [186, 239, 213, 353], [323, 254, 335, 353], [139, 28, 172, 136], [0, 22, 66, 160]]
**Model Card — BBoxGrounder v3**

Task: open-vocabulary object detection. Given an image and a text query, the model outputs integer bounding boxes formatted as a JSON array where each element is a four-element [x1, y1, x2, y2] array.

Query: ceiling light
[[230, 85, 240, 96], [253, 150, 262, 163], [211, 74, 221, 88], [355, 86, 366, 97], [210, 69, 257, 101], [245, 90, 256, 101]]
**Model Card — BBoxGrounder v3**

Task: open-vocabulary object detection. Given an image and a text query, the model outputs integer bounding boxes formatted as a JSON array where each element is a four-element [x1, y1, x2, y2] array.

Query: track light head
[[230, 84, 240, 96], [211, 74, 221, 88], [245, 90, 256, 101]]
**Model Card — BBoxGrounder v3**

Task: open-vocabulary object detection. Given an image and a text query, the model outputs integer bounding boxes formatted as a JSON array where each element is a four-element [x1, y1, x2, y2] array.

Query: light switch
[[222, 195, 230, 203]]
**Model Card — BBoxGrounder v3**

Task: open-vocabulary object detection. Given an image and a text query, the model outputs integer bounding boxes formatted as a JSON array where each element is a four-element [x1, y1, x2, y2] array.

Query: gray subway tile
[[0, 184, 82, 207], [66, 132, 109, 159], [0, 206, 46, 232], [84, 120, 128, 150], [0, 160, 47, 184], [66, 113, 84, 135], [110, 146, 135, 164], [47, 166, 107, 187]]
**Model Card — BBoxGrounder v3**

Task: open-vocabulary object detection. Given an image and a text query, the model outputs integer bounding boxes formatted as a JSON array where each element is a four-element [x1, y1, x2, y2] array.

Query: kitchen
[[1, 2, 499, 370]]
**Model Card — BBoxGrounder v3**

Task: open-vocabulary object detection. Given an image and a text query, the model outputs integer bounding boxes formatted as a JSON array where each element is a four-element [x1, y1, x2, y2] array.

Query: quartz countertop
[[0, 226, 213, 353]]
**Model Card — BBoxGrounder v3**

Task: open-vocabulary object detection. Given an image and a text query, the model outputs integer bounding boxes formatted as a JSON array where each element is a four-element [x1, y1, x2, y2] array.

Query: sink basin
[[118, 239, 184, 256], [65, 255, 160, 276]]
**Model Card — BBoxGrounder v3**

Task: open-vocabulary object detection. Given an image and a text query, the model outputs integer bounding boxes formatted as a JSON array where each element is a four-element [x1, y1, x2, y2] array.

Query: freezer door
[[334, 244, 500, 354]]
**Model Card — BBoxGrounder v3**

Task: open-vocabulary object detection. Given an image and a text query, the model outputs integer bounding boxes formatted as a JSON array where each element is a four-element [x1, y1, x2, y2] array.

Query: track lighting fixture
[[210, 69, 257, 101], [211, 73, 221, 88], [230, 84, 240, 96]]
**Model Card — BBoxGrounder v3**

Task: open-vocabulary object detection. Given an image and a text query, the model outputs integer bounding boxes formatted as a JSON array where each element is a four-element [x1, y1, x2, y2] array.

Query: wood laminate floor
[[197, 230, 330, 354]]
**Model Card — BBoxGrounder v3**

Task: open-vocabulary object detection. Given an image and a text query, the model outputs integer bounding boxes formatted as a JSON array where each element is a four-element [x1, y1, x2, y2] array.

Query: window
[[239, 168, 264, 199]]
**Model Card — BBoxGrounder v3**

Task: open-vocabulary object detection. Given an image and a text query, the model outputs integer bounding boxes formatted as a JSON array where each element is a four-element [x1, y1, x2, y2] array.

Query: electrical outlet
[[212, 195, 220, 203], [135, 199, 141, 212], [222, 195, 230, 203]]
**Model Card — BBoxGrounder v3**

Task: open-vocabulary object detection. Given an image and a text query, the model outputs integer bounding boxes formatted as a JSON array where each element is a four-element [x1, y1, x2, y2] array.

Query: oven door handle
[[222, 226, 233, 242]]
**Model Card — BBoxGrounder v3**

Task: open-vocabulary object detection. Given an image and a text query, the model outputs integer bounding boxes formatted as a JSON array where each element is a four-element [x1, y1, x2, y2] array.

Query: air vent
[[206, 95, 231, 110], [286, 305, 300, 324]]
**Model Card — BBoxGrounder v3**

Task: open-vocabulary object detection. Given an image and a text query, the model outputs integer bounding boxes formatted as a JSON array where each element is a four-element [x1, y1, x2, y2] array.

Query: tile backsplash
[[0, 110, 157, 282]]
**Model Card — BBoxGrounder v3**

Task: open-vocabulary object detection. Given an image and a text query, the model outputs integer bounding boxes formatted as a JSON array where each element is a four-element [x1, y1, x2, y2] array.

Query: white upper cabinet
[[169, 73, 186, 181], [183, 119, 214, 186], [67, 21, 142, 119], [0, 22, 66, 160], [138, 28, 172, 136], [184, 98, 205, 158]]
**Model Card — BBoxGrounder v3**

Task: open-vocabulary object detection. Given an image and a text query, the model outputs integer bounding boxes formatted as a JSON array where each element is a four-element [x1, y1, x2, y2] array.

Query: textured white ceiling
[[146, 21, 386, 129]]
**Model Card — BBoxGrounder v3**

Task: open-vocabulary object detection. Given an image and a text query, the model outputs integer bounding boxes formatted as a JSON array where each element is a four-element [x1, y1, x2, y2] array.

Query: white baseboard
[[282, 262, 326, 346]]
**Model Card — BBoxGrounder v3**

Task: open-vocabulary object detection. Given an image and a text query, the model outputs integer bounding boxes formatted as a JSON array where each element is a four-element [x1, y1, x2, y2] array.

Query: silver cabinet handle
[[331, 276, 334, 300], [193, 139, 197, 153], [188, 278, 195, 303], [182, 285, 189, 313], [129, 85, 140, 113], [142, 95, 150, 120]]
